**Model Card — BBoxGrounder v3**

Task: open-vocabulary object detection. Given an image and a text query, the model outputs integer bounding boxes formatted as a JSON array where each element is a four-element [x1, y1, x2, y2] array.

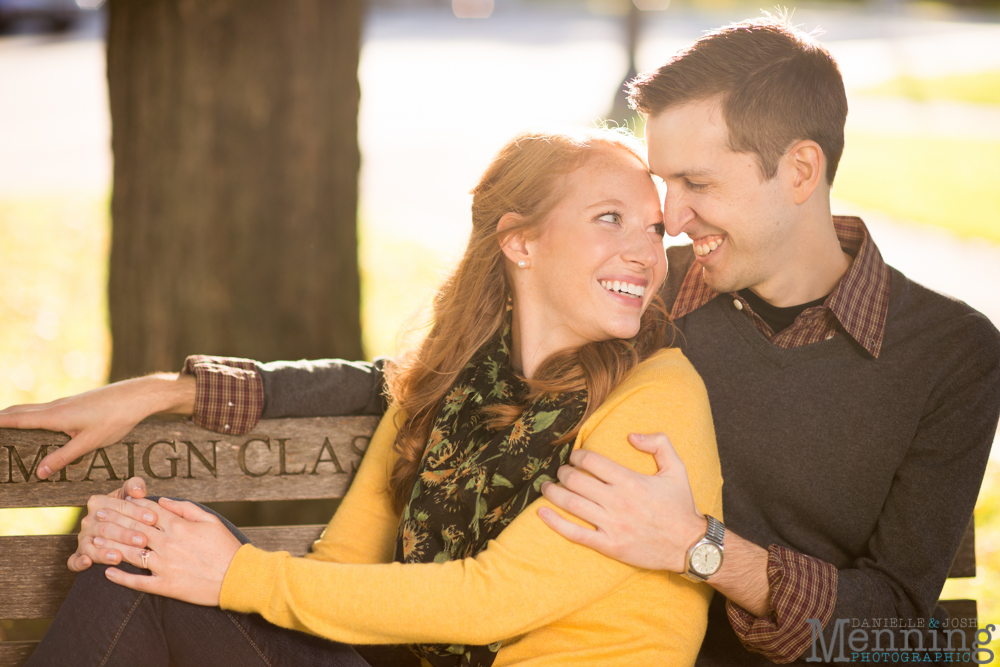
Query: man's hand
[[540, 431, 772, 616], [538, 432, 707, 572], [0, 373, 195, 480], [69, 477, 156, 572]]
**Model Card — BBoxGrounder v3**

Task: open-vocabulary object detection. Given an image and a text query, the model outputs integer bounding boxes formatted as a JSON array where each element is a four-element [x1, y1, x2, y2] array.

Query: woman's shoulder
[[581, 347, 710, 430], [575, 347, 720, 486], [614, 347, 705, 397]]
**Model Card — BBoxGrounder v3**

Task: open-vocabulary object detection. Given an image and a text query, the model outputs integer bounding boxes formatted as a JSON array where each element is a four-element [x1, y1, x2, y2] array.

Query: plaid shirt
[[672, 216, 891, 358], [181, 355, 263, 435], [672, 216, 892, 663]]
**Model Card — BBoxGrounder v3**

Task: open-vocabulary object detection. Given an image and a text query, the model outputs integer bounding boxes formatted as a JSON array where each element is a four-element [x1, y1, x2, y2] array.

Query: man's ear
[[497, 212, 529, 266], [787, 140, 825, 205]]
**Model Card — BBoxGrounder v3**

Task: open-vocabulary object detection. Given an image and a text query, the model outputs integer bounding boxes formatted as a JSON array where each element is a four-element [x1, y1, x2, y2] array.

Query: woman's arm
[[77, 386, 397, 575], [301, 405, 403, 565], [101, 351, 722, 651], [220, 351, 723, 646]]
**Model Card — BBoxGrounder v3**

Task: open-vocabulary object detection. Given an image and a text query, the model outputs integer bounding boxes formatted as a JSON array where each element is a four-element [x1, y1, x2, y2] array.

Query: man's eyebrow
[[669, 168, 714, 180]]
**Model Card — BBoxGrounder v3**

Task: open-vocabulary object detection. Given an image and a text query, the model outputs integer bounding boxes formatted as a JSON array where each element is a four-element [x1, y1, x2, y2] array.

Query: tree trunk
[[106, 0, 364, 381]]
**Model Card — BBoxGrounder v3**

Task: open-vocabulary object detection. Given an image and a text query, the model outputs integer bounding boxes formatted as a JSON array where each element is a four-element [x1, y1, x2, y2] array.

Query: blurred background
[[0, 0, 998, 633]]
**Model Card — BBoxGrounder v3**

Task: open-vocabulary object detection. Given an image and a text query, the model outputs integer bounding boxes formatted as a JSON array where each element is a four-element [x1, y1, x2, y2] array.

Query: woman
[[15, 126, 722, 666]]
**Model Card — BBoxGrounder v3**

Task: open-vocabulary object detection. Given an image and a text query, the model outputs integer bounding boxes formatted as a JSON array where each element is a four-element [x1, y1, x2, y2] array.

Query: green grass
[[357, 221, 452, 361], [0, 196, 111, 409], [835, 133, 1000, 243], [859, 70, 1000, 106]]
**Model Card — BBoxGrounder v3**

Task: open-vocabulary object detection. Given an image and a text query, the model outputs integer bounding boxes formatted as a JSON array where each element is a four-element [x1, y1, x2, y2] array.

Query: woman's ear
[[497, 212, 530, 268]]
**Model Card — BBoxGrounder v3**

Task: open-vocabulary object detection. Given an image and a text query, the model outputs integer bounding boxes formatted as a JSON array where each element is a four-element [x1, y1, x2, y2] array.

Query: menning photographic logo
[[804, 618, 995, 663]]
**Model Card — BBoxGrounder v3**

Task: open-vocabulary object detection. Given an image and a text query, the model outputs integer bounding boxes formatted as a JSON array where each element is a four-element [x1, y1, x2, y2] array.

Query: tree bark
[[107, 0, 364, 381]]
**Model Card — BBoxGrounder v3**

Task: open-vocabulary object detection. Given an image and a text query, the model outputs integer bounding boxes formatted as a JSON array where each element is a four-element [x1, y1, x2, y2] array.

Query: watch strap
[[705, 515, 725, 547]]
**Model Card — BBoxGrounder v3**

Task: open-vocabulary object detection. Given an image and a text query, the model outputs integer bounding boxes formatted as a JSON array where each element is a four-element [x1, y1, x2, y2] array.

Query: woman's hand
[[0, 373, 195, 480], [69, 477, 156, 572], [103, 497, 243, 607]]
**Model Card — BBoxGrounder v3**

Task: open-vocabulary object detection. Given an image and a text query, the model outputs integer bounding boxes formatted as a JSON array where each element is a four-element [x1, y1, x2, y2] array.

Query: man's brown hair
[[629, 14, 848, 184]]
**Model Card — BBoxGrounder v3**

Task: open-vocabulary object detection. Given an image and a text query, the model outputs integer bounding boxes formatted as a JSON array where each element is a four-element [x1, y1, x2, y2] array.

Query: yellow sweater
[[220, 347, 723, 666]]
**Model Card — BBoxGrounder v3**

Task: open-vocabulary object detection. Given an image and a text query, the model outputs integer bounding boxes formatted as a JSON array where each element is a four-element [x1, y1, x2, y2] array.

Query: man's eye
[[686, 180, 708, 192], [598, 213, 622, 225]]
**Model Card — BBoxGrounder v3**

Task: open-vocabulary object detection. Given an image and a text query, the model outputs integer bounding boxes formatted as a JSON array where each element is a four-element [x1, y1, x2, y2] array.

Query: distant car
[[0, 0, 104, 34]]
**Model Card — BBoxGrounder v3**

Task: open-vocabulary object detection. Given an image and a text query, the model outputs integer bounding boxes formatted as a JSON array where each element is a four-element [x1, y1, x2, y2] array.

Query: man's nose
[[663, 186, 694, 238]]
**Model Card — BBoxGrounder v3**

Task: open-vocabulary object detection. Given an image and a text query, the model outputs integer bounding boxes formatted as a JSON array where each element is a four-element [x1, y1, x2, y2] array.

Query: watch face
[[691, 543, 722, 576]]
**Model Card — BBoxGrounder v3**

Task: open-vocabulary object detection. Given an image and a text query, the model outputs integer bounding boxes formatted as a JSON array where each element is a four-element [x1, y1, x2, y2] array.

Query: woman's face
[[517, 147, 666, 349]]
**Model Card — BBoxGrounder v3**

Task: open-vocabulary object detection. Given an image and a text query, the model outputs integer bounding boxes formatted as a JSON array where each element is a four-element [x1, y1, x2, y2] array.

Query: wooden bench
[[0, 416, 418, 666], [0, 418, 981, 665]]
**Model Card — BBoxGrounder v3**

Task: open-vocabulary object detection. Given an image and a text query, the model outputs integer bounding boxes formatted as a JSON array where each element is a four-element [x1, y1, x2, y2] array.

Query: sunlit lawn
[[835, 133, 1000, 243], [0, 195, 111, 541], [860, 69, 1000, 106], [836, 69, 1000, 244]]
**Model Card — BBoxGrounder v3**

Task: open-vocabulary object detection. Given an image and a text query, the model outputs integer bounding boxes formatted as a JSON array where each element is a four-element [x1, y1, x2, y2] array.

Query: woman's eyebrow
[[587, 198, 626, 209]]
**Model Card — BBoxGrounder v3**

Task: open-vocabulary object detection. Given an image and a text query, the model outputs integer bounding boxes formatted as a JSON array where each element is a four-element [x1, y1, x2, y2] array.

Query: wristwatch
[[681, 515, 725, 583]]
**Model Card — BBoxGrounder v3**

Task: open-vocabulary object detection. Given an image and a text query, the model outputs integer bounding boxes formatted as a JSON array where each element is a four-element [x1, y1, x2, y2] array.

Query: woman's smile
[[598, 277, 646, 306]]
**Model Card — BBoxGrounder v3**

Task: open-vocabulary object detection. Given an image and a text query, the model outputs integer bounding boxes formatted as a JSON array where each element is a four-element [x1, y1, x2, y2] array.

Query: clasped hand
[[73, 477, 242, 606]]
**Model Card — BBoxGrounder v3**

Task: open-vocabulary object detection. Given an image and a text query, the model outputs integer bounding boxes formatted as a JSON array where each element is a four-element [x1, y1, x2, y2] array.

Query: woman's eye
[[598, 213, 622, 225], [650, 223, 666, 237]]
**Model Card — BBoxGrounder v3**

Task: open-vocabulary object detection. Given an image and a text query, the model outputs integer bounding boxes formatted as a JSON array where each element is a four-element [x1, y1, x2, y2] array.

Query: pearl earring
[[517, 260, 527, 268]]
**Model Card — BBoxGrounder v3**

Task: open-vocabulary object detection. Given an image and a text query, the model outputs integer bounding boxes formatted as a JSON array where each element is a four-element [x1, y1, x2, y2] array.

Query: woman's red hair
[[384, 127, 671, 512]]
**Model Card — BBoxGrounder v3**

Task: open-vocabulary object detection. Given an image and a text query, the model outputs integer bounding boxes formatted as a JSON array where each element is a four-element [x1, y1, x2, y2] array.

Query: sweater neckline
[[712, 295, 865, 368]]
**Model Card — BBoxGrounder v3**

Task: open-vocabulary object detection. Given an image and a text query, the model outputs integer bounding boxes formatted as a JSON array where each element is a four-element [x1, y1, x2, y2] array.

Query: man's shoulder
[[888, 266, 1000, 347]]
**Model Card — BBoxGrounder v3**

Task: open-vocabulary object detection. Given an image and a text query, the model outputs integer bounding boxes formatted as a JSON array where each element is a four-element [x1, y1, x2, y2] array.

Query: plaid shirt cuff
[[181, 355, 264, 435], [726, 545, 838, 663]]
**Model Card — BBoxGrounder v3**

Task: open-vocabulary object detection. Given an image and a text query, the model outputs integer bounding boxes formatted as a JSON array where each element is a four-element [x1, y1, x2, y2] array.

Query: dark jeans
[[26, 499, 372, 667]]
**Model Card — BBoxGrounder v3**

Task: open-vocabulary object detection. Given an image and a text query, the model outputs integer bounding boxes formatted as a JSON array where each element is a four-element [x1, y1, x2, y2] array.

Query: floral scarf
[[393, 319, 587, 667]]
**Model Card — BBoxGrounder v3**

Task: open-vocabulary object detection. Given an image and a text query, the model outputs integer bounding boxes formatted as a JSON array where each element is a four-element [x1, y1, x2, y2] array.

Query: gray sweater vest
[[663, 247, 1000, 664]]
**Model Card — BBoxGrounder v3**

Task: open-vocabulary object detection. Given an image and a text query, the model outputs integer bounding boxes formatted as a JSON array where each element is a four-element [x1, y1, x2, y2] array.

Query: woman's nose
[[622, 228, 661, 267]]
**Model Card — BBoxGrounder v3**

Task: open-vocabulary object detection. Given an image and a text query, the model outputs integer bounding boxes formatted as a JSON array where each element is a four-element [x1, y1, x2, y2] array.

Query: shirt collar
[[670, 216, 892, 358]]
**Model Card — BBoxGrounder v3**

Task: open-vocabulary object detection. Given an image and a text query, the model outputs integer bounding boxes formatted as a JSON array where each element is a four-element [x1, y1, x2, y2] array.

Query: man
[[7, 14, 1000, 666], [530, 16, 1000, 663]]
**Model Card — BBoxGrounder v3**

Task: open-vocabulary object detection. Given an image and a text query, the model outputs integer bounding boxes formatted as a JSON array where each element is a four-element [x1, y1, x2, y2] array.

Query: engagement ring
[[139, 549, 150, 570]]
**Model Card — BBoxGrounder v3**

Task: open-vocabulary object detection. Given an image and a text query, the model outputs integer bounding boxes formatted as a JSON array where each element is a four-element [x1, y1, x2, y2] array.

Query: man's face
[[644, 98, 794, 294]]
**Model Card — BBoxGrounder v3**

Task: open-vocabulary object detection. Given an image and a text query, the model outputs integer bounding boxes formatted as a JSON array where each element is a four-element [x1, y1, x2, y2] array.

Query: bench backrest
[[0, 417, 980, 664], [0, 416, 378, 665]]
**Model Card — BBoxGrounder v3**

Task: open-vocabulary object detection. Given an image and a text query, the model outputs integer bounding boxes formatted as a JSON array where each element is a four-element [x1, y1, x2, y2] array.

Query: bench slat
[[0, 642, 37, 664], [948, 518, 976, 578], [937, 599, 979, 649], [0, 417, 378, 508], [0, 525, 326, 619]]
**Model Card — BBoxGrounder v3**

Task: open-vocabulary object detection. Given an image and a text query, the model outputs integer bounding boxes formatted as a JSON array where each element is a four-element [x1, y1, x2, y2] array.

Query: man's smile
[[691, 234, 726, 258]]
